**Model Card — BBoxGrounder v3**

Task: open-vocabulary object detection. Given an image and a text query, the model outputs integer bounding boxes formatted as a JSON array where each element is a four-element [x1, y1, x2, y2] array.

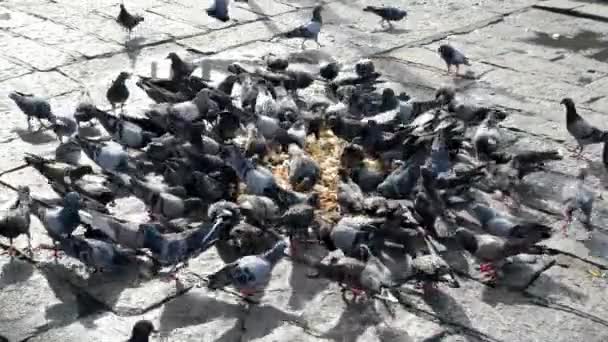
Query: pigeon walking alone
[[363, 6, 407, 30], [438, 44, 471, 75], [8, 91, 55, 130], [206, 240, 288, 297], [279, 6, 323, 49], [561, 97, 607, 157], [116, 3, 144, 38], [106, 72, 131, 113]]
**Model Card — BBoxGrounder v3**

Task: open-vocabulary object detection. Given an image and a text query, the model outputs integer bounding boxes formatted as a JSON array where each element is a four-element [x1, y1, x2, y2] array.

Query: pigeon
[[244, 123, 269, 159], [278, 202, 316, 254], [136, 75, 209, 104], [320, 61, 340, 80], [8, 91, 55, 130], [0, 186, 32, 256], [206, 240, 288, 296], [76, 136, 130, 174], [127, 320, 157, 342], [237, 194, 279, 226], [116, 4, 144, 38], [438, 44, 471, 75], [32, 192, 81, 258], [129, 177, 202, 220], [363, 6, 407, 29], [88, 211, 147, 250], [469, 203, 552, 241], [143, 218, 227, 280], [454, 227, 546, 282], [562, 167, 594, 236], [377, 151, 426, 199], [89, 106, 156, 148], [473, 112, 500, 160], [206, 0, 231, 22], [166, 53, 196, 81], [561, 97, 607, 157], [50, 116, 78, 142], [106, 72, 131, 112], [319, 216, 376, 256], [337, 168, 365, 214], [287, 144, 321, 192], [55, 138, 82, 165], [58, 235, 136, 273], [405, 235, 459, 292], [265, 55, 289, 72], [280, 6, 323, 49]]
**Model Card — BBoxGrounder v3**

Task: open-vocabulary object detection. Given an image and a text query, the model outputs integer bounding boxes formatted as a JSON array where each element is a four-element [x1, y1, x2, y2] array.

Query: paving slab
[[0, 255, 80, 342], [0, 31, 76, 71], [12, 20, 123, 59], [0, 56, 31, 82], [526, 255, 608, 323], [0, 6, 44, 29]]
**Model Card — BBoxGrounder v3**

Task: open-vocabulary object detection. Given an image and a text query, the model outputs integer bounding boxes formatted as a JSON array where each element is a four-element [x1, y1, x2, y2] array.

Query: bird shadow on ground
[[421, 287, 478, 342], [320, 300, 384, 342], [37, 257, 151, 315], [125, 37, 146, 69], [0, 257, 34, 286], [518, 264, 587, 302], [13, 128, 56, 145], [287, 245, 330, 310], [371, 28, 410, 35], [158, 290, 302, 341]]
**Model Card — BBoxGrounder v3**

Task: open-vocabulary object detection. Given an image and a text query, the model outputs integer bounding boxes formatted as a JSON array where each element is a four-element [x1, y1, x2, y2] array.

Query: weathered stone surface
[[0, 255, 79, 342], [0, 7, 43, 29], [237, 0, 296, 17], [178, 20, 278, 54], [0, 55, 30, 82], [12, 20, 123, 58], [576, 3, 608, 20], [535, 0, 587, 11], [527, 255, 608, 323], [0, 31, 75, 70]]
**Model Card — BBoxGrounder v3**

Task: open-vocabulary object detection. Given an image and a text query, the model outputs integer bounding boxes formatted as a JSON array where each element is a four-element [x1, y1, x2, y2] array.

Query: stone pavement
[[1, 0, 608, 341]]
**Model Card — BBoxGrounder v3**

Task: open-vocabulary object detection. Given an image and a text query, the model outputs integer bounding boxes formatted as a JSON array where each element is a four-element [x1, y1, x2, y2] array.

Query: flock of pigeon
[[0, 2, 604, 341]]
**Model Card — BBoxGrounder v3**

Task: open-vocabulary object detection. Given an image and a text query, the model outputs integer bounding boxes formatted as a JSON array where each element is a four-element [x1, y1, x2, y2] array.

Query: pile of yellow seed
[[270, 129, 346, 222]]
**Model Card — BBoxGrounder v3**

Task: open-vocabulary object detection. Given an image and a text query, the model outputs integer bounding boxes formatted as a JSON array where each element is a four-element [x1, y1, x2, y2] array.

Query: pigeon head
[[63, 192, 81, 209], [340, 143, 365, 168], [355, 59, 375, 78], [435, 86, 455, 104], [166, 52, 180, 61], [312, 6, 323, 21], [560, 97, 574, 108], [357, 244, 372, 262], [17, 185, 31, 197], [454, 228, 478, 254], [129, 320, 157, 342], [381, 87, 396, 103], [438, 44, 453, 56], [117, 71, 131, 81], [263, 239, 289, 263]]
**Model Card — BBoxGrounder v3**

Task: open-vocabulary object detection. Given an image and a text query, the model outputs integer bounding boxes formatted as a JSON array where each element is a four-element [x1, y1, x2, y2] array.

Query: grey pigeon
[[128, 320, 157, 342], [438, 44, 470, 75], [377, 151, 426, 199], [129, 177, 202, 219], [561, 167, 594, 236], [363, 6, 407, 29], [89, 211, 147, 250], [223, 145, 280, 196], [76, 136, 130, 173], [455, 227, 546, 282], [106, 72, 131, 112], [89, 105, 156, 148], [278, 202, 316, 254], [117, 4, 144, 38], [136, 75, 211, 104], [237, 194, 279, 226], [265, 55, 289, 71], [280, 6, 323, 49], [561, 97, 607, 157], [244, 123, 269, 159], [167, 53, 196, 81], [319, 216, 376, 256], [143, 218, 227, 280], [287, 144, 320, 192], [473, 112, 500, 160], [58, 235, 136, 273], [32, 192, 81, 259], [337, 168, 365, 214], [469, 203, 552, 241], [320, 61, 340, 80], [0, 186, 32, 256], [404, 234, 459, 292], [8, 91, 55, 130], [55, 138, 82, 165], [51, 116, 77, 142], [207, 240, 288, 296]]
